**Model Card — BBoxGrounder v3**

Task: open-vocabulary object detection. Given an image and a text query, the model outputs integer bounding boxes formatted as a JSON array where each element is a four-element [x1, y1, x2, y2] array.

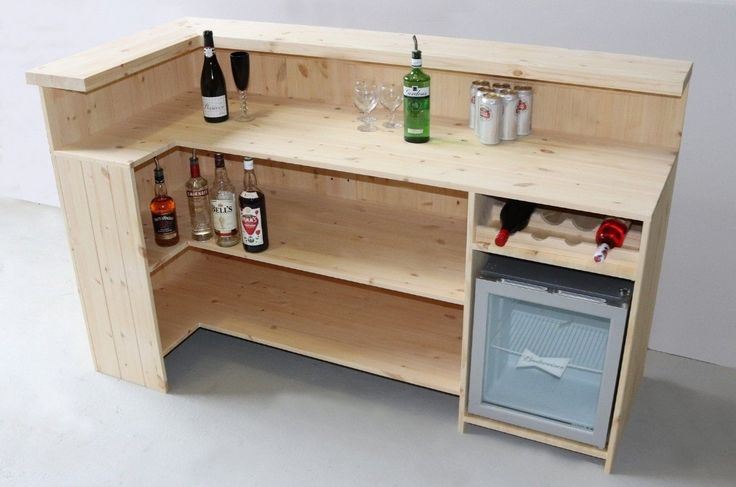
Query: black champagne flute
[[230, 51, 254, 121]]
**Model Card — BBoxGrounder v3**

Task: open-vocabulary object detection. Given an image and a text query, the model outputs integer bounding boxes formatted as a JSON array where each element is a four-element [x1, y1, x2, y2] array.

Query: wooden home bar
[[26, 18, 691, 472]]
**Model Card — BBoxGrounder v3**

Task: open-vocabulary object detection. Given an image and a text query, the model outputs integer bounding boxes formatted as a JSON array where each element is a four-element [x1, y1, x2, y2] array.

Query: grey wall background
[[3, 0, 735, 368]]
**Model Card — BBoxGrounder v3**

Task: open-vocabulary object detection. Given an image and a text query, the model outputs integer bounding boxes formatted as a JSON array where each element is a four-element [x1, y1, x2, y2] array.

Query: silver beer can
[[500, 90, 519, 141], [492, 82, 511, 94], [474, 87, 492, 136], [478, 93, 502, 145], [469, 80, 490, 129], [514, 85, 533, 136]]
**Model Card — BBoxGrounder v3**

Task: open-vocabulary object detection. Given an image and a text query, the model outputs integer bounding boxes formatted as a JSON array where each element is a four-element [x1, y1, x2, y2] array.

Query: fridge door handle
[[554, 289, 607, 304], [496, 278, 548, 293]]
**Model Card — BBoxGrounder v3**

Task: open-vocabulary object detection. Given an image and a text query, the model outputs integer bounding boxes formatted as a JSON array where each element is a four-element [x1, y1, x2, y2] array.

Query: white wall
[[4, 0, 735, 368]]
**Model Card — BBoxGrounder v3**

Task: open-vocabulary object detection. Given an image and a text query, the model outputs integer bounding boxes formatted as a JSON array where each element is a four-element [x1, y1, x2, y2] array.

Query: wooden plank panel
[[604, 161, 677, 473], [464, 413, 607, 460], [26, 19, 198, 92], [82, 160, 146, 384], [53, 156, 120, 378], [237, 53, 687, 149], [153, 250, 463, 394], [58, 94, 677, 221], [27, 19, 690, 96], [108, 165, 168, 391]]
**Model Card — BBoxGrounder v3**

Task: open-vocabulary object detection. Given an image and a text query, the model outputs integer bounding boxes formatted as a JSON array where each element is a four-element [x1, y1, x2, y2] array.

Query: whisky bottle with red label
[[239, 157, 269, 253]]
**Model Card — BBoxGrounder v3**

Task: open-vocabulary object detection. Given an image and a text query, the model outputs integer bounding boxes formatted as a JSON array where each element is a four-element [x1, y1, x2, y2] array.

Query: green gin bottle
[[403, 35, 430, 143]]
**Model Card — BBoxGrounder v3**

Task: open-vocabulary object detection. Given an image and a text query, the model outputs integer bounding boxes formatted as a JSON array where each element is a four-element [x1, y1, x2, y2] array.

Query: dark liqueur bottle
[[239, 157, 269, 253], [200, 30, 229, 123]]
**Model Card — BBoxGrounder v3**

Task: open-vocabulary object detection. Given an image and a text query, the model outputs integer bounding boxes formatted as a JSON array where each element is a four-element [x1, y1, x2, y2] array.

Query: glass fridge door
[[468, 278, 628, 448]]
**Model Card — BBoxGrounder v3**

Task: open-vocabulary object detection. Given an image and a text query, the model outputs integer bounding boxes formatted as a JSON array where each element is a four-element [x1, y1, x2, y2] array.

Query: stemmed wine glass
[[379, 82, 403, 128], [230, 51, 255, 122], [353, 81, 378, 132]]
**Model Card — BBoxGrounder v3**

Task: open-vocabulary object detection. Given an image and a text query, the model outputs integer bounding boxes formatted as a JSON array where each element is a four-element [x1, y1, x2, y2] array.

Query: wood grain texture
[[26, 19, 198, 92], [604, 161, 677, 473], [39, 52, 198, 148], [53, 156, 120, 378], [463, 413, 608, 460], [57, 93, 677, 221], [153, 250, 463, 394], [472, 195, 642, 280], [231, 52, 687, 149], [78, 159, 167, 390], [27, 18, 691, 96]]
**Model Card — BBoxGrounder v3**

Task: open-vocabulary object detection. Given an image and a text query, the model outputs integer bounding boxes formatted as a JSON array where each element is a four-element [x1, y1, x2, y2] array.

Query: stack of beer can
[[469, 81, 533, 145]]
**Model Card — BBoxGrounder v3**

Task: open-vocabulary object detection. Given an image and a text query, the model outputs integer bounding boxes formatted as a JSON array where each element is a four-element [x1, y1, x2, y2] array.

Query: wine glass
[[379, 82, 403, 128], [353, 80, 376, 123], [230, 51, 255, 122], [353, 83, 378, 132]]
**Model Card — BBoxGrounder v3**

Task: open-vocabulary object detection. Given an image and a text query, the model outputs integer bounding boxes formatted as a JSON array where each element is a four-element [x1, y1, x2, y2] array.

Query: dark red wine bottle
[[200, 30, 229, 123], [593, 218, 630, 262], [495, 200, 536, 247], [239, 157, 269, 253]]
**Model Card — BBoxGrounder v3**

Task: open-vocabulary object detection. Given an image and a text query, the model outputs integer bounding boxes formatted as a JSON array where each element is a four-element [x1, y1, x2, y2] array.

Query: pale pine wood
[[108, 165, 167, 391], [458, 194, 490, 431], [144, 184, 467, 305], [463, 413, 608, 459], [26, 19, 198, 92], [80, 159, 167, 390], [53, 156, 120, 377], [472, 195, 642, 280], [39, 51, 198, 148], [231, 52, 687, 149], [604, 160, 678, 473], [152, 250, 463, 394], [27, 18, 691, 96], [56, 93, 676, 221]]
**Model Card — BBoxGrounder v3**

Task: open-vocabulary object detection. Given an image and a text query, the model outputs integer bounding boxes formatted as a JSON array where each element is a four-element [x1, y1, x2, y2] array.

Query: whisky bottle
[[185, 149, 213, 241], [210, 153, 239, 247], [403, 35, 430, 143], [149, 157, 179, 247], [239, 157, 269, 253]]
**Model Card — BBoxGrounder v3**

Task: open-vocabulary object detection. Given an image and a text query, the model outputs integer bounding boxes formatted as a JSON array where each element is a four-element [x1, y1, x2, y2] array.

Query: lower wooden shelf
[[144, 185, 467, 305], [152, 250, 463, 395]]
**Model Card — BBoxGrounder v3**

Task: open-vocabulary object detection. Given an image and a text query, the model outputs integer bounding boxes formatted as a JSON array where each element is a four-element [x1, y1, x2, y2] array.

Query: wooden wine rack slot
[[153, 250, 463, 394], [472, 195, 641, 280]]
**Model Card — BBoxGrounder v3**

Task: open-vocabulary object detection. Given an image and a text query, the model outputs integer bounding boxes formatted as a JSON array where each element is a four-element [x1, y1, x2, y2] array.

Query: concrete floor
[[1, 198, 735, 486]]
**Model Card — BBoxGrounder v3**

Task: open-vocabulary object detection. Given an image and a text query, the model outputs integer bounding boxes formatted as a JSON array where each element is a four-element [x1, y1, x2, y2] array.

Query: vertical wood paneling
[[109, 165, 168, 391], [53, 156, 121, 377], [82, 161, 146, 384]]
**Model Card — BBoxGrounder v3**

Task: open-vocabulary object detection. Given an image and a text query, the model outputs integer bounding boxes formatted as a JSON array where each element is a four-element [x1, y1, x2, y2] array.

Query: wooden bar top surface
[[26, 17, 691, 96]]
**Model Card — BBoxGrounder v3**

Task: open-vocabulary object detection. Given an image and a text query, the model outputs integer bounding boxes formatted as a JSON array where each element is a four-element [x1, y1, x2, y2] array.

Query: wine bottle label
[[152, 212, 177, 237], [202, 95, 227, 118], [403, 86, 430, 97], [241, 205, 264, 246], [204, 47, 214, 58], [211, 198, 237, 235]]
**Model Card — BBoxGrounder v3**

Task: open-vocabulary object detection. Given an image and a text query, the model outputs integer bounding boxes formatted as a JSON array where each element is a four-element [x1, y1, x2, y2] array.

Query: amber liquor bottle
[[150, 157, 179, 247]]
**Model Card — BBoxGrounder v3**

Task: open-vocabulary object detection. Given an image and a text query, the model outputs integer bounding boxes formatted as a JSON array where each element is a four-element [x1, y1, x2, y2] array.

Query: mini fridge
[[468, 255, 633, 448]]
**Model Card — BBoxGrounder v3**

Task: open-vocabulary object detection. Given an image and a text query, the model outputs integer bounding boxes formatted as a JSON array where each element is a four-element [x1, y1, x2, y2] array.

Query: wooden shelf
[[153, 251, 463, 394], [60, 92, 676, 221], [144, 186, 467, 305], [472, 195, 640, 280]]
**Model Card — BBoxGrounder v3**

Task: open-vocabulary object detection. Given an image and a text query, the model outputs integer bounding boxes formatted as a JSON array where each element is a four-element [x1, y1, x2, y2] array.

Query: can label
[[516, 91, 533, 136]]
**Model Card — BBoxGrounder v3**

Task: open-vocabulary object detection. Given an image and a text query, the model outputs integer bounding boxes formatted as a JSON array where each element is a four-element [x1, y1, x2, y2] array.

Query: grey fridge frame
[[468, 277, 629, 448]]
